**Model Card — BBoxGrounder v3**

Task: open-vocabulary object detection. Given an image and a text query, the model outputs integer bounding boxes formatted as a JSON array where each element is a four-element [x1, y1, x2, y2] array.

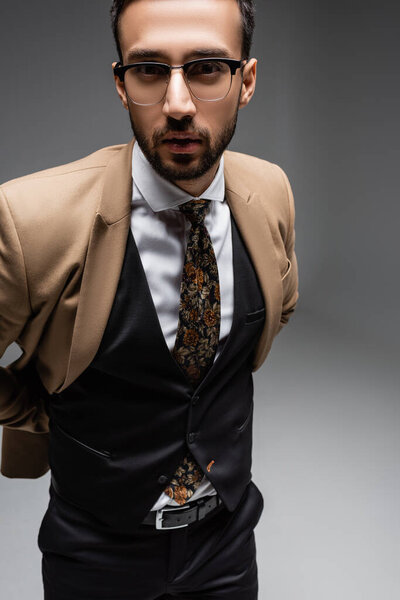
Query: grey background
[[1, 0, 399, 598]]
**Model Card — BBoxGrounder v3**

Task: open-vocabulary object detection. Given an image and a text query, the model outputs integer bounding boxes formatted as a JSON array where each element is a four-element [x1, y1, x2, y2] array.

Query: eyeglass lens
[[123, 60, 233, 104]]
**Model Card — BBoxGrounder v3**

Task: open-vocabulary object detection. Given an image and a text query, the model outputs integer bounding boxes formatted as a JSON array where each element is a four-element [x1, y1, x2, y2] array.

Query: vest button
[[188, 432, 197, 443], [158, 475, 168, 485], [191, 395, 199, 405]]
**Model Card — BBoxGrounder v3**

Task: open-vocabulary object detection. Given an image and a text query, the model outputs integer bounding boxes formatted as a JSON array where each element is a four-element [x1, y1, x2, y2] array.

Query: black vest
[[48, 210, 266, 533]]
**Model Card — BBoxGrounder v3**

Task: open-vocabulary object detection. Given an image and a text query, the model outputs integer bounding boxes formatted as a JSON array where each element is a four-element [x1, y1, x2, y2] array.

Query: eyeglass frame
[[113, 57, 248, 106]]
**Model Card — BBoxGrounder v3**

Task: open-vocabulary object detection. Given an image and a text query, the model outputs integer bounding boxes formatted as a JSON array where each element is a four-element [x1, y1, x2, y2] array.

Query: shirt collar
[[132, 140, 225, 212]]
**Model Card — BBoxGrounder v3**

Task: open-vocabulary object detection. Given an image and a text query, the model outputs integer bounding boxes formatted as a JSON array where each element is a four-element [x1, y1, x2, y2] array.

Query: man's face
[[113, 0, 256, 185]]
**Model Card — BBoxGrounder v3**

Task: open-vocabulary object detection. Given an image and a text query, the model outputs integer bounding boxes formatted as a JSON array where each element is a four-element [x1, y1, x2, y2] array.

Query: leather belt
[[142, 494, 223, 530]]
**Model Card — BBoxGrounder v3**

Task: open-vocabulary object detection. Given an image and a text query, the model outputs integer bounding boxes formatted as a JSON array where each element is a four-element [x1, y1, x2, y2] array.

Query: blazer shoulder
[[224, 148, 295, 224], [0, 143, 130, 314], [0, 143, 130, 237], [224, 148, 277, 179]]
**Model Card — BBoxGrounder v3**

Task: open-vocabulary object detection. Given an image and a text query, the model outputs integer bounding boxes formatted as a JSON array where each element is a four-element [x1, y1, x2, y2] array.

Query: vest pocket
[[52, 420, 112, 459], [245, 307, 266, 324], [237, 401, 254, 432]]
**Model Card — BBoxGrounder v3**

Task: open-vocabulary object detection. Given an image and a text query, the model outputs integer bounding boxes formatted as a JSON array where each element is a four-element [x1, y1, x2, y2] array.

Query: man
[[0, 0, 298, 597]]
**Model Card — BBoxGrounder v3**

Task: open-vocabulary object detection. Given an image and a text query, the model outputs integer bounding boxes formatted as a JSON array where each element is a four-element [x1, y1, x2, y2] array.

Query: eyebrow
[[125, 47, 233, 63]]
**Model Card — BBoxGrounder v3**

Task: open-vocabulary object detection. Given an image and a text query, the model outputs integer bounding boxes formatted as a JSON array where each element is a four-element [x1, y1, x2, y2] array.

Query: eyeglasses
[[113, 57, 247, 106]]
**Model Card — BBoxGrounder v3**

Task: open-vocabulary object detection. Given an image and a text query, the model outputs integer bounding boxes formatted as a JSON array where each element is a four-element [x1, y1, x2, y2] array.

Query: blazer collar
[[97, 137, 254, 225], [97, 137, 135, 226]]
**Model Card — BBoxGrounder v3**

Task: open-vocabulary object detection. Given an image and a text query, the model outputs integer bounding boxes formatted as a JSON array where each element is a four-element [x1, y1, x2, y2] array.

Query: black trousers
[[37, 479, 264, 599]]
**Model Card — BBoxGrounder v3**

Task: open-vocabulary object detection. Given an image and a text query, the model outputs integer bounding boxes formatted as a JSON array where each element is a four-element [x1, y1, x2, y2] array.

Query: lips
[[163, 132, 201, 143], [162, 133, 202, 154]]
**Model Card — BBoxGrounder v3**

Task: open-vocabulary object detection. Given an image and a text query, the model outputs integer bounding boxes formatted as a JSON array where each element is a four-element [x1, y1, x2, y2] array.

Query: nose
[[162, 68, 196, 120]]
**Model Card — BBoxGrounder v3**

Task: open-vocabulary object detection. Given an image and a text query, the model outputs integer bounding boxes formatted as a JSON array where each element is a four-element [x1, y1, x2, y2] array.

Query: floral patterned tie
[[163, 199, 221, 505]]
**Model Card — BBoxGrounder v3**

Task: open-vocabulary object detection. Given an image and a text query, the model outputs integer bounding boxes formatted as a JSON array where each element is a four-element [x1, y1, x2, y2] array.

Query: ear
[[112, 61, 129, 110], [238, 58, 257, 109]]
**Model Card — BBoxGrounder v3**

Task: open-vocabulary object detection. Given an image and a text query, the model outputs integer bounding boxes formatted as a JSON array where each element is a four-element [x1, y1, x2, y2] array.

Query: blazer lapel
[[58, 139, 135, 392], [58, 138, 282, 391], [223, 159, 283, 371]]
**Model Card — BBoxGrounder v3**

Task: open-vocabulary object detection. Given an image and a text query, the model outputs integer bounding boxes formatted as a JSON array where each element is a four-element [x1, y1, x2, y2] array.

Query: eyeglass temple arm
[[113, 62, 123, 81]]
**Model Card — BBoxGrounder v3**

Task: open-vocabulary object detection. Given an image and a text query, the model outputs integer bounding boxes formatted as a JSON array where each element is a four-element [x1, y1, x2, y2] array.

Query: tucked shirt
[[130, 140, 234, 511]]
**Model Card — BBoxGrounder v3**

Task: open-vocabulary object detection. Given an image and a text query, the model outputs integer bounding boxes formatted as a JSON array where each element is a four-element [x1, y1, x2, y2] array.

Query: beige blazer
[[0, 137, 298, 479]]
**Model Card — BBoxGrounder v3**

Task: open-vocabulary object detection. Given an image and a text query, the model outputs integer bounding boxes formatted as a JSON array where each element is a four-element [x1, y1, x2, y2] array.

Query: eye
[[133, 64, 167, 77], [187, 61, 226, 77]]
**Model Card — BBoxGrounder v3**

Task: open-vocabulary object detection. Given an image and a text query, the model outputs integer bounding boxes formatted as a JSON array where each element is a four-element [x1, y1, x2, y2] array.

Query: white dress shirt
[[130, 141, 234, 510]]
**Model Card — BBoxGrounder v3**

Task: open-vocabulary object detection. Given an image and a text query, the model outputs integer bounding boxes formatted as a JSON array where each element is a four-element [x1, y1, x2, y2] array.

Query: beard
[[127, 97, 241, 183]]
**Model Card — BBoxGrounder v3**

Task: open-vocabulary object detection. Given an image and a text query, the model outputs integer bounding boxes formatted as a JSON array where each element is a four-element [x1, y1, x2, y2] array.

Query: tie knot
[[178, 199, 210, 226]]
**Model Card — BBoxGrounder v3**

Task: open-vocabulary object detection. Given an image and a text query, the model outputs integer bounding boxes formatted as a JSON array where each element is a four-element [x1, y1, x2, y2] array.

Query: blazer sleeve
[[0, 187, 49, 433], [276, 167, 299, 333]]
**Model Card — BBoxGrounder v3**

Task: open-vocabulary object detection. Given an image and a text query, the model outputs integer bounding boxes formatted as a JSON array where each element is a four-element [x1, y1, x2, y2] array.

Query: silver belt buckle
[[155, 503, 191, 530]]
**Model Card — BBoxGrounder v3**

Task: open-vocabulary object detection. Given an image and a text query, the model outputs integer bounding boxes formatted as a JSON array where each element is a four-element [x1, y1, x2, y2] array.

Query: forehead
[[118, 0, 243, 61]]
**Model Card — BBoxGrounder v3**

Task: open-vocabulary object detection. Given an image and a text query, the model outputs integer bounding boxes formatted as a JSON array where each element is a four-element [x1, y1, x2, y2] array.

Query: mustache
[[153, 118, 210, 144]]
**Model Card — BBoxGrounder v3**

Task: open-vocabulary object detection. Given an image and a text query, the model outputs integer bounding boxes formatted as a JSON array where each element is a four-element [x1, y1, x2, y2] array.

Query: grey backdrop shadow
[[0, 1, 399, 598]]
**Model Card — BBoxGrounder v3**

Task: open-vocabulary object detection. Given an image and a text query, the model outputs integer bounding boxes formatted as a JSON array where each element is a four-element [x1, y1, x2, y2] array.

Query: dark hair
[[110, 0, 255, 63]]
